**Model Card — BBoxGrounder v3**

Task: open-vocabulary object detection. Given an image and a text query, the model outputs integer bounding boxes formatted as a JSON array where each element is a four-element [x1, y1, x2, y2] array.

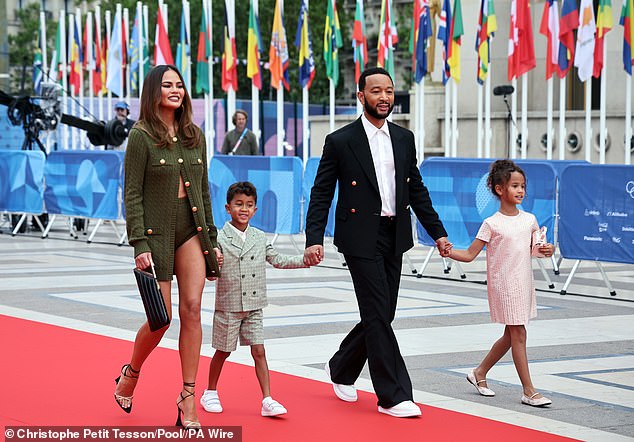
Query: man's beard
[[364, 100, 394, 120]]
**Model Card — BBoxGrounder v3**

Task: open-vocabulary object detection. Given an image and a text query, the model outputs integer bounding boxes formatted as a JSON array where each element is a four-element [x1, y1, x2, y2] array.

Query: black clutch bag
[[133, 265, 170, 332]]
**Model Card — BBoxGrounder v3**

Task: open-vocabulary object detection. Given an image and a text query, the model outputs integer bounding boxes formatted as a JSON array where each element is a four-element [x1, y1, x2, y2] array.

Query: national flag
[[69, 17, 83, 95], [410, 0, 433, 83], [621, 0, 634, 74], [33, 36, 43, 95], [129, 8, 141, 94], [352, 0, 368, 84], [593, 0, 613, 78], [196, 1, 212, 94], [175, 8, 191, 83], [106, 8, 123, 97], [540, 0, 561, 79], [93, 14, 103, 95], [324, 0, 342, 86], [574, 0, 596, 81], [437, 0, 452, 84], [377, 0, 398, 79], [246, 0, 263, 89], [476, 0, 497, 84], [508, 0, 536, 80], [269, 0, 290, 90], [155, 6, 173, 66], [295, 0, 315, 89], [221, 1, 238, 92], [558, 0, 579, 77], [49, 20, 63, 84], [447, 0, 463, 83], [100, 22, 108, 95]]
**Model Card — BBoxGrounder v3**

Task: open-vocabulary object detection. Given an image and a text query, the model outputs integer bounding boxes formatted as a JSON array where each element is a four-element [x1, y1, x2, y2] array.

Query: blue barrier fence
[[1, 151, 632, 266]]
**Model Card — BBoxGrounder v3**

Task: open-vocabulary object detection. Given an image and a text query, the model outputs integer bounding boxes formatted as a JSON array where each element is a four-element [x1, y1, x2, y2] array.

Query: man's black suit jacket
[[306, 117, 447, 259]]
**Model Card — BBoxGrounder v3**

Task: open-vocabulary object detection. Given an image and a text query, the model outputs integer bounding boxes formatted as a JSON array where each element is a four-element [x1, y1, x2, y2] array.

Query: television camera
[[0, 82, 129, 155]]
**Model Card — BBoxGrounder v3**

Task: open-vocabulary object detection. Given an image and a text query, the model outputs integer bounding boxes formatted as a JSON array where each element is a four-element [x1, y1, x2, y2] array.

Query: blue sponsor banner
[[0, 149, 45, 213], [43, 151, 122, 220], [559, 165, 634, 264], [209, 155, 303, 234], [303, 157, 337, 237], [416, 158, 558, 248]]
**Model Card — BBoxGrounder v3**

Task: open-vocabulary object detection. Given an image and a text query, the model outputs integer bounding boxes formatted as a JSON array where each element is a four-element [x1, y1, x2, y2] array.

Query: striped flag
[[295, 0, 315, 89], [352, 0, 367, 84], [69, 17, 83, 95], [93, 14, 103, 95], [33, 36, 43, 95], [621, 0, 634, 74], [377, 0, 398, 79], [246, 0, 263, 89], [410, 0, 433, 83], [100, 20, 108, 95], [175, 8, 191, 83], [196, 1, 211, 94], [558, 0, 579, 78], [269, 0, 290, 90], [49, 20, 63, 84], [475, 0, 497, 84], [221, 1, 238, 92], [437, 0, 452, 85], [107, 8, 123, 97], [574, 0, 596, 81], [540, 0, 561, 79], [593, 0, 613, 78], [324, 0, 343, 87], [129, 8, 142, 94], [447, 0, 463, 83], [154, 6, 173, 66], [508, 0, 536, 80]]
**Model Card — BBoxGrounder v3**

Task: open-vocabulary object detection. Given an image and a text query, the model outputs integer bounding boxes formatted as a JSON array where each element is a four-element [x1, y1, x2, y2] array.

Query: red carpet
[[0, 315, 578, 441]]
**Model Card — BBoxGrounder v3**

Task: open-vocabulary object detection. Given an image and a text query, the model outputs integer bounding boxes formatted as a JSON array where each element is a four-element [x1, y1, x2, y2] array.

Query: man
[[221, 110, 259, 155], [108, 101, 135, 150], [304, 67, 451, 418]]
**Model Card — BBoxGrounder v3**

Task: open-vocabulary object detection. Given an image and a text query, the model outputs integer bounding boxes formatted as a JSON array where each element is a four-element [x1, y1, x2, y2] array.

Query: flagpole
[[185, 0, 192, 91], [510, 78, 517, 159], [584, 80, 592, 162], [521, 74, 528, 159], [626, 73, 632, 165], [559, 76, 566, 160], [302, 87, 309, 164], [69, 12, 77, 150], [87, 11, 95, 148], [59, 10, 68, 150], [207, 0, 215, 158], [477, 84, 483, 158], [95, 6, 104, 122], [251, 0, 260, 150], [137, 2, 144, 96], [329, 80, 335, 133], [451, 78, 458, 157], [105, 10, 112, 117], [444, 81, 450, 157], [227, 0, 236, 135], [417, 80, 425, 163], [124, 7, 130, 102], [143, 4, 149, 93], [485, 71, 492, 158], [546, 77, 553, 160]]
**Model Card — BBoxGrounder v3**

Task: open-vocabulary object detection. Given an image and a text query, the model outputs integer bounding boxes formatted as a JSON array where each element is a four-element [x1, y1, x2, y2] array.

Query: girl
[[115, 65, 223, 428], [449, 159, 554, 407]]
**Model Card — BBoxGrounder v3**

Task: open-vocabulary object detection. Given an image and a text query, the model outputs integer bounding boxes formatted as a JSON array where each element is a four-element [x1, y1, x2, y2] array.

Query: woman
[[115, 65, 222, 428]]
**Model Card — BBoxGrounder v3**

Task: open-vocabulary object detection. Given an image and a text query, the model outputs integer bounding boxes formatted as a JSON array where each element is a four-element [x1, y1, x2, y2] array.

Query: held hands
[[206, 248, 224, 281], [135, 252, 153, 271], [304, 244, 324, 266], [435, 237, 453, 258]]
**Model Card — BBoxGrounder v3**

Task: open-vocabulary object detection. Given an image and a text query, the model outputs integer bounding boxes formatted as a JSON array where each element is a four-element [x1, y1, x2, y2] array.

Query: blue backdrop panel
[[209, 155, 303, 234], [416, 158, 557, 248], [0, 150, 45, 213], [559, 165, 634, 264], [303, 157, 337, 237], [44, 151, 122, 220]]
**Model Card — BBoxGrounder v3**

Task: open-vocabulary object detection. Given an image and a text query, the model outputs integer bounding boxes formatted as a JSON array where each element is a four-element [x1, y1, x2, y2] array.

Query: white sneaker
[[378, 400, 422, 418], [200, 390, 223, 413], [324, 362, 358, 402], [261, 397, 287, 417]]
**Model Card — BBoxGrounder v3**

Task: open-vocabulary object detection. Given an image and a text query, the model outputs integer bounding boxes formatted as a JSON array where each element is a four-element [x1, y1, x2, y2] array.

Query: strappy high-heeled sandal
[[114, 364, 140, 413], [176, 382, 201, 428]]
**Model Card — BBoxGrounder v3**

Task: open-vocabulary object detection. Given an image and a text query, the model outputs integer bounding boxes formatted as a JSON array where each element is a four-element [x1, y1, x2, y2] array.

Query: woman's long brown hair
[[136, 65, 201, 149]]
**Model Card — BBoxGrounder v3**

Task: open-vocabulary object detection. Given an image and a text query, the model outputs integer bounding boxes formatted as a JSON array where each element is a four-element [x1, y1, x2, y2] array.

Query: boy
[[201, 181, 309, 417]]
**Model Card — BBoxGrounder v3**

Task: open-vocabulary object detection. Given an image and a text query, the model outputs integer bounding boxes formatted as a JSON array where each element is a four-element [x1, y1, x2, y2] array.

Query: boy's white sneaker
[[200, 390, 223, 413], [261, 397, 287, 417]]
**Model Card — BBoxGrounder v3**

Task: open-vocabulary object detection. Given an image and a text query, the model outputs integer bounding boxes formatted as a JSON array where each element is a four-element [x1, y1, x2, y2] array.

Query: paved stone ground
[[1, 218, 633, 441]]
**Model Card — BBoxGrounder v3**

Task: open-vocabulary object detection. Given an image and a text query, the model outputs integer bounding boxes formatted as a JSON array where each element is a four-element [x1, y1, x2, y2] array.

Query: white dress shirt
[[361, 114, 396, 216], [226, 221, 248, 243]]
